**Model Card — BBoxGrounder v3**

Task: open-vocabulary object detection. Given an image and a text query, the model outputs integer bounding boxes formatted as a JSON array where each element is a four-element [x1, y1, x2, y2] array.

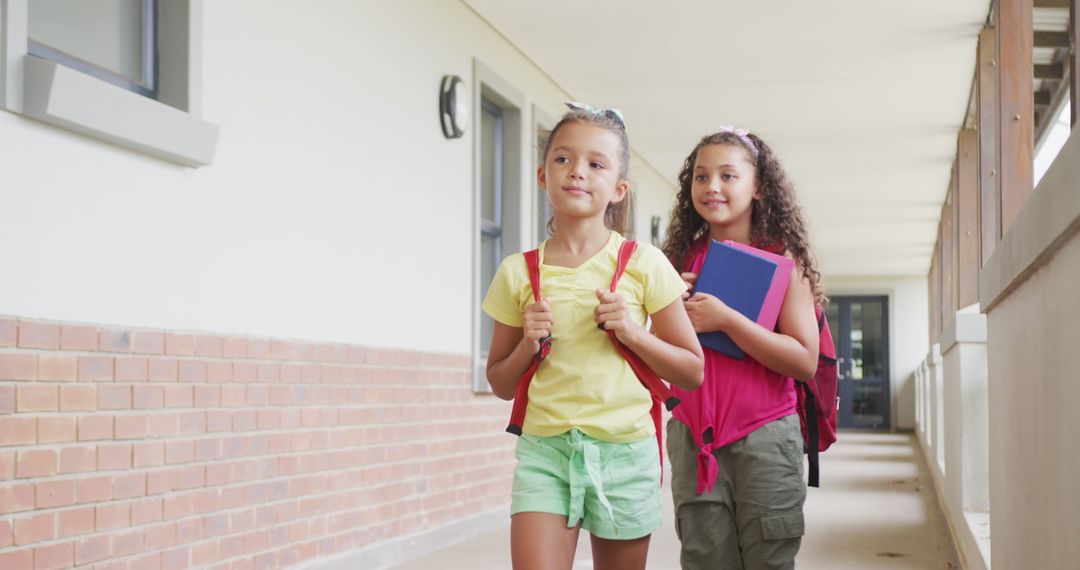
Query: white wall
[[822, 276, 929, 430], [0, 0, 680, 355], [628, 155, 674, 246]]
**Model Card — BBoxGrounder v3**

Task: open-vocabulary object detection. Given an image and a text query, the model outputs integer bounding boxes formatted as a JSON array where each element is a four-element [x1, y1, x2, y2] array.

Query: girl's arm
[[486, 299, 552, 400], [685, 264, 819, 381], [595, 291, 704, 391]]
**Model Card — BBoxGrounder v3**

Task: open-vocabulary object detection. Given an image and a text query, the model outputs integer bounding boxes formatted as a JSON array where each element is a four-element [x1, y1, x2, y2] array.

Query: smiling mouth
[[702, 199, 727, 207]]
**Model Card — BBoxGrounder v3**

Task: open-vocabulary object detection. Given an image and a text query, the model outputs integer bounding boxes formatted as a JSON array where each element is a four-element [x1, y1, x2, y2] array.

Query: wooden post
[[957, 130, 980, 308], [950, 166, 961, 313], [978, 26, 1001, 266], [941, 193, 955, 325], [997, 0, 1034, 232], [1072, 0, 1079, 127], [929, 245, 941, 346]]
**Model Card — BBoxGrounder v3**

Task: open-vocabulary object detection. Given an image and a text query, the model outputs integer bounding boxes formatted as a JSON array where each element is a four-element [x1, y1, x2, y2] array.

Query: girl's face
[[538, 121, 628, 224], [690, 143, 758, 234]]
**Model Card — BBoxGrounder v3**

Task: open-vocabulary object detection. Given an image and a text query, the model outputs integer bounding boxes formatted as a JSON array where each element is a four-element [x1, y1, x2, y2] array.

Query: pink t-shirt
[[671, 240, 798, 494]]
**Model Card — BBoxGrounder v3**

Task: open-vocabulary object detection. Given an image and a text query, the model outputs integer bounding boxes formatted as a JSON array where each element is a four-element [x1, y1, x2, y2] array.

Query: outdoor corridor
[[9, 2, 1079, 569], [391, 431, 960, 569]]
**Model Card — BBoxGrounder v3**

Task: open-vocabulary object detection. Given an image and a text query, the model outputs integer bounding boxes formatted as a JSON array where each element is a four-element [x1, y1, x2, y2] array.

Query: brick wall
[[0, 316, 515, 569]]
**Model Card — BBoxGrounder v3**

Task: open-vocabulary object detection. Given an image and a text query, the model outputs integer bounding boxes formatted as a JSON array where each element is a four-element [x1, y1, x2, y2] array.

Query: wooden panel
[[929, 245, 941, 346], [998, 0, 1034, 233], [1073, 0, 1079, 128], [978, 27, 1001, 266], [940, 194, 955, 324], [951, 166, 961, 314], [957, 130, 980, 308]]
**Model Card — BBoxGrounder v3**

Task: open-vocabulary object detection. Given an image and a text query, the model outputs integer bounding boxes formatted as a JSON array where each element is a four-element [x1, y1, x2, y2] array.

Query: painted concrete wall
[[0, 0, 679, 357], [821, 276, 929, 430], [980, 116, 1080, 569], [985, 226, 1080, 568]]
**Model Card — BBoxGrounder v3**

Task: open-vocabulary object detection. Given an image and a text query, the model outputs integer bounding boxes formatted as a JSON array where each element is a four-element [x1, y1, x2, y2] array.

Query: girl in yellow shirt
[[483, 103, 703, 570]]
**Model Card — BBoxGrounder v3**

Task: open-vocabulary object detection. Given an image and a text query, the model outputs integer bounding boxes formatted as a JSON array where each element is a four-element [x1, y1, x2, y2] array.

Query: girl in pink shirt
[[662, 128, 824, 569]]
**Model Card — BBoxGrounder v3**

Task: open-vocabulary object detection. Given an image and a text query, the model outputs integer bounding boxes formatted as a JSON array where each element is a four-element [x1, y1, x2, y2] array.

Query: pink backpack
[[798, 305, 838, 487]]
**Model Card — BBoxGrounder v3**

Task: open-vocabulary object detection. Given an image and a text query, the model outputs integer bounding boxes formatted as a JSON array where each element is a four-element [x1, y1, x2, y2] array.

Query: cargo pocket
[[760, 510, 805, 541]]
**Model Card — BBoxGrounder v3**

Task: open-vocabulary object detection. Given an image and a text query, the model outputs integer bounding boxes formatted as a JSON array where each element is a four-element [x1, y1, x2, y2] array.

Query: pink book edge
[[722, 241, 793, 329]]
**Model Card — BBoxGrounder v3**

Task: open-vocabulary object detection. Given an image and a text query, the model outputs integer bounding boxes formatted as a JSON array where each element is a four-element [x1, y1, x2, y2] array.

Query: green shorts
[[511, 428, 661, 540]]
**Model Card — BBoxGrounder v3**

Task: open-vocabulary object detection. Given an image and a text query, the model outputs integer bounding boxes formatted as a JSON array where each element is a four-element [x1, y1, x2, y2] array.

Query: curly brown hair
[[541, 109, 632, 236], [661, 131, 825, 304]]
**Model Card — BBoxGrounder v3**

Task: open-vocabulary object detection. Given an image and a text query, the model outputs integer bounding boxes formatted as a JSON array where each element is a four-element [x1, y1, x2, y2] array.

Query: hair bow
[[719, 125, 759, 157], [565, 101, 625, 127]]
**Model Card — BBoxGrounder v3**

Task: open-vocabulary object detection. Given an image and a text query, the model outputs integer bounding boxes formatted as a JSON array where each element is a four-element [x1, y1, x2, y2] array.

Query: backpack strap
[[605, 240, 680, 483], [609, 239, 636, 292], [803, 308, 827, 487], [505, 249, 551, 436], [804, 385, 821, 488], [605, 241, 680, 411], [507, 241, 679, 487], [525, 249, 542, 303]]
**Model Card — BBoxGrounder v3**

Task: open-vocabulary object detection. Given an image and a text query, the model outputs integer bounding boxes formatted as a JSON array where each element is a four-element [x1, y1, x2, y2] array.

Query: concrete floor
[[391, 431, 960, 569]]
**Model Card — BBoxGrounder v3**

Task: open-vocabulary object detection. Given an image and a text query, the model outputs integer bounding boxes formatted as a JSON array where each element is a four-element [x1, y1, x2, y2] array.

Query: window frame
[[533, 105, 555, 246], [480, 96, 505, 265], [1, 0, 218, 166], [478, 95, 505, 374], [472, 59, 526, 393], [27, 0, 157, 98]]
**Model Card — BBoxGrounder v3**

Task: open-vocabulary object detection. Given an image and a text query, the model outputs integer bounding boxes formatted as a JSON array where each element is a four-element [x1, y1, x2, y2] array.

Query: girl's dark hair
[[662, 131, 825, 304], [540, 109, 632, 235]]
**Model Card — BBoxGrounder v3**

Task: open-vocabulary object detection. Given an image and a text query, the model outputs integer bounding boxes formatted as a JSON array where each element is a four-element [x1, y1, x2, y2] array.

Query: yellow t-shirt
[[482, 231, 688, 443]]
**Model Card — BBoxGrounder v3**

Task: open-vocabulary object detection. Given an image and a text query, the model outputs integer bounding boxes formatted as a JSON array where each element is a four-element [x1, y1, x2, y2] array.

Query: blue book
[[692, 240, 780, 358]]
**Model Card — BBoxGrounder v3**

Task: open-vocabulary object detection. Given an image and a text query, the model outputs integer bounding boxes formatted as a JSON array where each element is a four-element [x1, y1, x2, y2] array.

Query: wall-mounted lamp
[[439, 75, 468, 139]]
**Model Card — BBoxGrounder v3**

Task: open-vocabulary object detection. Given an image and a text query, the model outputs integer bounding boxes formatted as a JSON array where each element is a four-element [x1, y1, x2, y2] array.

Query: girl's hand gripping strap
[[605, 241, 680, 412], [506, 249, 551, 436]]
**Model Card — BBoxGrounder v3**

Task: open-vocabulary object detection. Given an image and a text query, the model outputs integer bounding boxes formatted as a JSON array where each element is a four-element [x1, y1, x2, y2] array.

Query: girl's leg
[[668, 418, 743, 570], [511, 512, 581, 570], [580, 431, 661, 565], [675, 501, 743, 570], [590, 533, 651, 570], [729, 414, 806, 570]]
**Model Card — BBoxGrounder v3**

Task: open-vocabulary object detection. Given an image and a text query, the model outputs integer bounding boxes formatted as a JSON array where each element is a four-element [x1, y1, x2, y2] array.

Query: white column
[[927, 343, 944, 478], [940, 305, 990, 570]]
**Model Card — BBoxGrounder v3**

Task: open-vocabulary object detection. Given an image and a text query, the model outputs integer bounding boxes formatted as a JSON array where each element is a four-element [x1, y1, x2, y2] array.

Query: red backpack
[[797, 305, 838, 487], [505, 240, 681, 478]]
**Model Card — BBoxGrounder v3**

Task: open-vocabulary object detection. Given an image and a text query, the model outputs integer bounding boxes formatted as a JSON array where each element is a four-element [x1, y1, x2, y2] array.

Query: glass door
[[826, 296, 890, 429]]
